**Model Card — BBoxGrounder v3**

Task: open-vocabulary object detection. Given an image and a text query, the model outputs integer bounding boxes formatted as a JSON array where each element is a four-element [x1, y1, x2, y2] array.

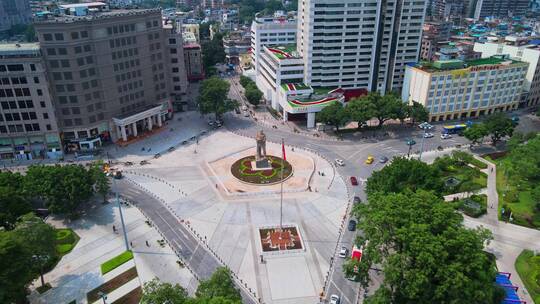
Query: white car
[[441, 133, 452, 139], [242, 105, 248, 111], [330, 294, 340, 304], [243, 111, 250, 117], [335, 159, 345, 166], [338, 247, 348, 258], [423, 133, 434, 138]]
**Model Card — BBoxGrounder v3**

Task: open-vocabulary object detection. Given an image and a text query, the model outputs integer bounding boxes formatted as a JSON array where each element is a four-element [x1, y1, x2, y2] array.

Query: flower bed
[[288, 97, 338, 108], [230, 155, 292, 185]]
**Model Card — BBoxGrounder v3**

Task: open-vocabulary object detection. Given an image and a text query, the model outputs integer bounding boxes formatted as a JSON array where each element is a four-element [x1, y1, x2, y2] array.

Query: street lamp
[[112, 177, 130, 251], [406, 139, 416, 158], [418, 122, 433, 161], [97, 291, 107, 304]]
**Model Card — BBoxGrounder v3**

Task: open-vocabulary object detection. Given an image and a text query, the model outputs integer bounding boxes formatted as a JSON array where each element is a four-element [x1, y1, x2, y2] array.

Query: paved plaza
[[119, 130, 350, 304], [28, 200, 197, 304]]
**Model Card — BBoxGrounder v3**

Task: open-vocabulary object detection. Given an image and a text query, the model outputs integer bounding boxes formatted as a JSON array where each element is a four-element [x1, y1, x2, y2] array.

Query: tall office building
[[34, 3, 187, 145], [0, 43, 62, 160], [468, 0, 529, 20], [0, 0, 32, 32], [296, 0, 427, 93]]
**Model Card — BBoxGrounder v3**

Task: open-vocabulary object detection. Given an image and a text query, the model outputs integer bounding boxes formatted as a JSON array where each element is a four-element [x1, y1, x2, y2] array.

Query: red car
[[350, 176, 358, 186]]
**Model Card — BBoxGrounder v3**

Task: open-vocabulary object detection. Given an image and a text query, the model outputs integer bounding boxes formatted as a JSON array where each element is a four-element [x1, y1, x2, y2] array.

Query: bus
[[442, 123, 468, 134]]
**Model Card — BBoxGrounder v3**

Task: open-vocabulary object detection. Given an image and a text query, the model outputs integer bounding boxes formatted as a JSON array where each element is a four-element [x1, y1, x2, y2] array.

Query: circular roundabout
[[230, 155, 293, 185]]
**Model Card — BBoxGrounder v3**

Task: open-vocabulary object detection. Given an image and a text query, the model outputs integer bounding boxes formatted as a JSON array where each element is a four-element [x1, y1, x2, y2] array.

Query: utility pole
[[113, 178, 130, 251]]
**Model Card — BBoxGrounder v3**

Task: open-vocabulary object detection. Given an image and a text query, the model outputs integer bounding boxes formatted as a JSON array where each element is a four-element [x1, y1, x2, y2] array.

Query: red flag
[[282, 139, 286, 160]]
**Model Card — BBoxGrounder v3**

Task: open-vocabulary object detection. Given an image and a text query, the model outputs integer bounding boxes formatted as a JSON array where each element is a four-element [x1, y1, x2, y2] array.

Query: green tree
[[244, 83, 263, 106], [202, 33, 225, 74], [316, 102, 349, 131], [346, 98, 376, 130], [464, 123, 488, 146], [91, 162, 110, 203], [239, 75, 253, 88], [366, 157, 444, 196], [362, 92, 403, 127], [506, 136, 540, 181], [141, 278, 189, 304], [0, 171, 31, 230], [0, 231, 35, 303], [352, 190, 505, 304], [195, 267, 241, 302], [13, 213, 57, 288], [506, 132, 525, 151], [484, 113, 514, 146], [198, 77, 237, 120], [407, 102, 429, 125]]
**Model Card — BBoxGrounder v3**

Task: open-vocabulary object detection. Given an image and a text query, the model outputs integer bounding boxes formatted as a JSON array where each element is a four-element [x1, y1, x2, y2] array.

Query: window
[[43, 34, 53, 41], [71, 32, 79, 39], [54, 33, 64, 41]]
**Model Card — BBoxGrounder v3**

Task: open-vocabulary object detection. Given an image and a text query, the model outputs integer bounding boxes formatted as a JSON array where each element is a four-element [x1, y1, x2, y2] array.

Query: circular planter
[[230, 155, 293, 185]]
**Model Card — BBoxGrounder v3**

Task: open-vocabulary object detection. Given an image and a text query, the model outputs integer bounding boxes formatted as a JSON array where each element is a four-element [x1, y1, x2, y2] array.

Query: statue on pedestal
[[256, 130, 267, 161], [253, 130, 271, 170]]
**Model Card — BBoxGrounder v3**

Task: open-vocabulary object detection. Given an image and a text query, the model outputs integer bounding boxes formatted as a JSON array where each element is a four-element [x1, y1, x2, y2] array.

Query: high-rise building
[[468, 0, 529, 20], [0, 43, 62, 160], [0, 0, 32, 32], [474, 42, 540, 107], [183, 43, 204, 81], [402, 56, 527, 122], [34, 4, 188, 144], [250, 13, 297, 75], [296, 0, 427, 93], [432, 0, 465, 24]]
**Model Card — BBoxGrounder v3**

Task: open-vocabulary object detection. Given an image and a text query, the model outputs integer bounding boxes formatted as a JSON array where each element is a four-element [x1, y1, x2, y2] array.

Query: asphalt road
[[114, 179, 257, 304]]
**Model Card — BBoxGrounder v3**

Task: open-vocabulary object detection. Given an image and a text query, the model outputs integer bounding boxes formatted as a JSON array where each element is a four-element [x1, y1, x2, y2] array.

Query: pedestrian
[[112, 225, 116, 233], [130, 241, 134, 247], [146, 240, 149, 247], [215, 183, 218, 189]]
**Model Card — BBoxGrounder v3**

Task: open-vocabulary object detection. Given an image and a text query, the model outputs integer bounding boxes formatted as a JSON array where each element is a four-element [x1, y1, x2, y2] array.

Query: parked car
[[423, 132, 434, 138], [235, 108, 241, 114], [338, 247, 348, 258], [181, 140, 188, 145], [441, 133, 452, 140], [242, 105, 248, 111], [379, 156, 388, 164], [348, 220, 357, 231], [353, 196, 361, 204], [124, 161, 133, 166], [335, 159, 345, 166], [330, 295, 340, 304], [365, 155, 374, 164], [243, 111, 250, 117], [140, 160, 149, 165], [350, 176, 358, 186], [154, 153, 161, 159], [208, 120, 215, 126]]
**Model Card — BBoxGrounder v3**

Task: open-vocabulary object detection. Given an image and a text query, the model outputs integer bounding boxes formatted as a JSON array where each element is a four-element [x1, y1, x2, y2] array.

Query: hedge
[[101, 251, 134, 275]]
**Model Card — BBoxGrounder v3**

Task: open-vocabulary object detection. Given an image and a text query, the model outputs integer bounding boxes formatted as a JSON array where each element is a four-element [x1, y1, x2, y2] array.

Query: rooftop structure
[[0, 43, 40, 57], [267, 45, 299, 60]]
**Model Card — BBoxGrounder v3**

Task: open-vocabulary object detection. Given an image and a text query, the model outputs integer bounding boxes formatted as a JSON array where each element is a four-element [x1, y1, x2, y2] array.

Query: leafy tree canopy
[[195, 267, 241, 302], [484, 113, 515, 146], [353, 190, 505, 304], [366, 157, 444, 196], [346, 98, 376, 129], [316, 102, 349, 131], [198, 77, 237, 120], [464, 123, 488, 145], [141, 278, 189, 304], [244, 83, 262, 106]]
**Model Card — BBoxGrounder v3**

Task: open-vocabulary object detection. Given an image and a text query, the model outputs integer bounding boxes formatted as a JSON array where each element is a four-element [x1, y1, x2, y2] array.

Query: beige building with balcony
[[402, 56, 528, 122]]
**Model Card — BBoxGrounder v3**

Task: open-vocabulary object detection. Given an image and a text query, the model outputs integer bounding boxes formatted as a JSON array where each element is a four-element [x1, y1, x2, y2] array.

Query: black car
[[353, 196, 361, 204], [347, 220, 357, 231], [154, 153, 161, 159], [168, 146, 175, 152]]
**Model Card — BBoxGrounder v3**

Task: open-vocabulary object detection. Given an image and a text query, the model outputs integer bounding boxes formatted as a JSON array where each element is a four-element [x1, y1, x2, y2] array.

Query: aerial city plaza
[[1, 0, 540, 304]]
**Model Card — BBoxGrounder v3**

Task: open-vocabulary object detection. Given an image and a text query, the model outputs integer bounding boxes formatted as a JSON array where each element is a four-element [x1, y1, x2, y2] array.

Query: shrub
[[56, 229, 75, 245], [56, 243, 74, 254], [101, 250, 134, 274]]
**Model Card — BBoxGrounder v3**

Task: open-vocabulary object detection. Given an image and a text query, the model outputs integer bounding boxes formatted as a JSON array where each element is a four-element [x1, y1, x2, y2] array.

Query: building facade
[[34, 6, 187, 146], [0, 43, 62, 160], [474, 42, 540, 107], [296, 0, 427, 93], [469, 0, 529, 20], [223, 31, 251, 65], [250, 13, 297, 74], [0, 0, 32, 32], [402, 56, 527, 122], [183, 43, 204, 81]]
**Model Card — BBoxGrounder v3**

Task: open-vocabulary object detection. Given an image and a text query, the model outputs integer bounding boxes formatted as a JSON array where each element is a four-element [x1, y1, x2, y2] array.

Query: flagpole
[[280, 138, 284, 231]]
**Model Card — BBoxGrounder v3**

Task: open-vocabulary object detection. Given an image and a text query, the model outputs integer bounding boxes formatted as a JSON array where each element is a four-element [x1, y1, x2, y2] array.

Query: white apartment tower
[[296, 0, 427, 92]]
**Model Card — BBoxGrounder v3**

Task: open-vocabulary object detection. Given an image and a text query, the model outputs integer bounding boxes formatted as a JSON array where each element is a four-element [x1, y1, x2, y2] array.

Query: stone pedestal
[[251, 158, 272, 171]]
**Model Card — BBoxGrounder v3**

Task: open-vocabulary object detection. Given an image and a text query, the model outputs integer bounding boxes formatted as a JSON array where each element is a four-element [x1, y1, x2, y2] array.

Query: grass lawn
[[515, 250, 540, 304], [440, 165, 487, 195], [469, 157, 488, 169], [486, 156, 540, 228], [101, 251, 134, 275]]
